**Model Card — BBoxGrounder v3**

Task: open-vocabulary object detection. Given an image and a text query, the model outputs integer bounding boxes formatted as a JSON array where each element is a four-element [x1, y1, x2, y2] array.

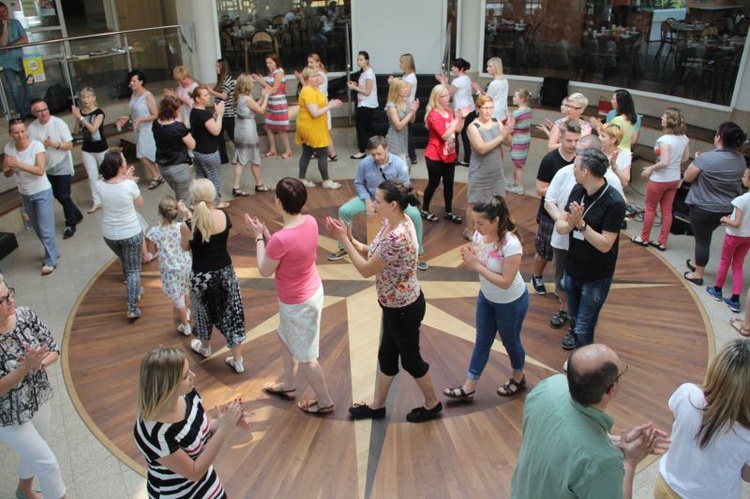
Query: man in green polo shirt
[[510, 344, 670, 499]]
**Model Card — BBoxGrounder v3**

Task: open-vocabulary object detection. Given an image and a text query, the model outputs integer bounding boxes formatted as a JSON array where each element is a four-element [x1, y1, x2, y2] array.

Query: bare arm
[[536, 180, 550, 198], [683, 163, 701, 183], [387, 102, 418, 132], [467, 121, 507, 155], [326, 216, 386, 278], [203, 101, 225, 136], [5, 151, 46, 176], [462, 246, 521, 289], [245, 93, 269, 116], [547, 124, 561, 151], [721, 207, 743, 228]]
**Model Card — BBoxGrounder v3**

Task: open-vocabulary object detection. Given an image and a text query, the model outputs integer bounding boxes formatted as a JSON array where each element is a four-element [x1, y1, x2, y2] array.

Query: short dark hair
[[358, 50, 370, 62], [451, 57, 470, 71], [577, 148, 608, 177], [717, 122, 747, 151], [158, 95, 181, 121], [30, 98, 46, 108], [99, 149, 124, 180], [275, 177, 307, 214], [567, 355, 619, 406], [562, 119, 582, 135], [127, 69, 147, 86], [367, 135, 388, 150]]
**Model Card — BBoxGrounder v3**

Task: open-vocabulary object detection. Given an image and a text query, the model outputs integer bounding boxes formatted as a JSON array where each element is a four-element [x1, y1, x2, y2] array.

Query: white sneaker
[[300, 179, 316, 188], [322, 180, 342, 190], [177, 323, 191, 336], [225, 356, 244, 373], [562, 359, 569, 372], [190, 339, 212, 358], [186, 308, 191, 322]]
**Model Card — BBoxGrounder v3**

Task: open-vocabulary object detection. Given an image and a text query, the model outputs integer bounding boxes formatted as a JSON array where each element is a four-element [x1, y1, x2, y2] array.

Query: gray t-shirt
[[685, 148, 745, 213]]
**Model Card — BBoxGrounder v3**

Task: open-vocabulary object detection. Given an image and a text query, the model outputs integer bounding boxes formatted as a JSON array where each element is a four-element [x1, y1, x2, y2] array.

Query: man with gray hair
[[555, 148, 626, 350]]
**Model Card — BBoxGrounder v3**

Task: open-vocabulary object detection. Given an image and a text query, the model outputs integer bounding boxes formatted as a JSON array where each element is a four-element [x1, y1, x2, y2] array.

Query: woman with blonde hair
[[655, 338, 750, 498], [178, 179, 247, 373], [232, 73, 271, 195], [472, 57, 508, 124], [421, 84, 467, 224], [636, 108, 690, 251], [384, 77, 419, 164], [71, 86, 107, 213], [398, 53, 418, 164], [545, 92, 592, 151], [134, 346, 250, 498], [164, 65, 198, 126], [600, 123, 631, 188]]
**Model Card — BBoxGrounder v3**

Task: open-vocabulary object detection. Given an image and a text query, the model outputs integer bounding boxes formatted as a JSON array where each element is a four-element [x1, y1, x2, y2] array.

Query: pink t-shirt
[[265, 215, 322, 304]]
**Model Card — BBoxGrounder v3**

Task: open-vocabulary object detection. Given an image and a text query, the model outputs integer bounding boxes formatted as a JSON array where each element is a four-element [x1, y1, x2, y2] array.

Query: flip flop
[[630, 235, 648, 247], [263, 151, 277, 158], [263, 382, 297, 400], [649, 241, 667, 252], [730, 318, 750, 337], [298, 399, 335, 414], [279, 152, 293, 160]]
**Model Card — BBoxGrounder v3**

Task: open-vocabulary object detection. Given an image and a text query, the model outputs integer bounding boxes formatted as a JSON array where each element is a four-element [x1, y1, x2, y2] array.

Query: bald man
[[511, 344, 670, 499]]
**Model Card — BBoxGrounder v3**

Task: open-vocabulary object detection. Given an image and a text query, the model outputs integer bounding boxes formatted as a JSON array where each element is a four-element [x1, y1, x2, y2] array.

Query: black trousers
[[48, 174, 82, 228], [355, 106, 375, 153], [217, 115, 235, 164]]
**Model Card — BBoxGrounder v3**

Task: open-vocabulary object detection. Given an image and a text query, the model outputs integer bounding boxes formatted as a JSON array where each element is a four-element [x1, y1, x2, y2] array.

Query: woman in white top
[[295, 53, 338, 162], [444, 195, 529, 401], [399, 53, 418, 165], [635, 108, 690, 251], [472, 57, 508, 124], [436, 57, 475, 166], [347, 51, 378, 159], [2, 119, 59, 275], [600, 123, 631, 188], [656, 338, 750, 499], [96, 150, 144, 319]]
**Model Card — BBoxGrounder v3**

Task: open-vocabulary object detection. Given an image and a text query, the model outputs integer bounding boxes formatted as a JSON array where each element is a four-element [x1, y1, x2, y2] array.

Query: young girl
[[72, 87, 107, 213], [146, 196, 192, 335], [384, 78, 419, 165], [706, 167, 750, 312], [508, 89, 532, 194], [232, 73, 271, 195]]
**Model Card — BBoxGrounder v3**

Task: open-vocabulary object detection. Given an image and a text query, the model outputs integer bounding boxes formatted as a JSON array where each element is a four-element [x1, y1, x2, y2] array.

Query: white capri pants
[[0, 402, 66, 498], [82, 150, 106, 206]]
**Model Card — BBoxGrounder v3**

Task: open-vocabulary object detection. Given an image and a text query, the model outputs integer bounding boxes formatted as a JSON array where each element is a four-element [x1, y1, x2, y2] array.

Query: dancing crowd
[[0, 47, 748, 499]]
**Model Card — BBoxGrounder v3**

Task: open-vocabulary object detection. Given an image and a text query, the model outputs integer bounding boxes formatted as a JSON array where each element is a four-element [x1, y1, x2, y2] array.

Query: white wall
[[351, 0, 447, 74], [175, 0, 220, 84]]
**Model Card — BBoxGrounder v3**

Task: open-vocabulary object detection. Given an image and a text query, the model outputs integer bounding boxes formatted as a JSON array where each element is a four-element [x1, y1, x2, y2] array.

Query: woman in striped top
[[208, 59, 236, 164], [134, 347, 250, 498], [253, 53, 292, 159]]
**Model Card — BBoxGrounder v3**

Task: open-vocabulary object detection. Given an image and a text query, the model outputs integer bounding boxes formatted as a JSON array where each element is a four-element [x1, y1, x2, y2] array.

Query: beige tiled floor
[[0, 122, 747, 499]]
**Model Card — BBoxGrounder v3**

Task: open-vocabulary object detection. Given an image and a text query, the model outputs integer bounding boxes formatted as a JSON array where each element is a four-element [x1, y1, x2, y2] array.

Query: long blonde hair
[[697, 338, 750, 448], [487, 57, 504, 79], [387, 77, 407, 112], [189, 179, 217, 243], [425, 84, 448, 124], [136, 347, 186, 421]]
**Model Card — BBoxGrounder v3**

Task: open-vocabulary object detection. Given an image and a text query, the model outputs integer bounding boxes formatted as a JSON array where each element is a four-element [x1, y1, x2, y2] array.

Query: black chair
[[654, 19, 677, 67]]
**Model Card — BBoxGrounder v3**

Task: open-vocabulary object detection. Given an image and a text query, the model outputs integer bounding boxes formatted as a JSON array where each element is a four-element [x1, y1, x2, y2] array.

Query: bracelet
[[256, 237, 264, 242]]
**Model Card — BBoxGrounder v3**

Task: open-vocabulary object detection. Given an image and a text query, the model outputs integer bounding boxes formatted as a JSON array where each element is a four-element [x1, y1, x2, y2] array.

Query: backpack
[[670, 184, 693, 236], [44, 84, 72, 115], [539, 77, 568, 107]]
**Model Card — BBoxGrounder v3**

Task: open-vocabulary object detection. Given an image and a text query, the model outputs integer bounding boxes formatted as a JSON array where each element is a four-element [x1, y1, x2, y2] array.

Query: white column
[[730, 37, 750, 131], [175, 0, 221, 84], [458, 0, 483, 73]]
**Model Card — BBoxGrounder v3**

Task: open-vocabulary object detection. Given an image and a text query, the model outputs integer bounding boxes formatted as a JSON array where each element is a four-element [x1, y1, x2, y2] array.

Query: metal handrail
[[0, 24, 182, 53], [0, 24, 186, 120]]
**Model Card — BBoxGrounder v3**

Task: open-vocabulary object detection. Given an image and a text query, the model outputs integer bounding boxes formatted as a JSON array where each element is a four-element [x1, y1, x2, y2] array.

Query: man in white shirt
[[28, 98, 83, 239], [544, 134, 624, 336]]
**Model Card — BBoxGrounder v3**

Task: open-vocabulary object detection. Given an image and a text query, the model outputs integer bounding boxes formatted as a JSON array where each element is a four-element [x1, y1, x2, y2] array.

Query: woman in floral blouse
[[0, 274, 67, 498], [326, 180, 442, 423]]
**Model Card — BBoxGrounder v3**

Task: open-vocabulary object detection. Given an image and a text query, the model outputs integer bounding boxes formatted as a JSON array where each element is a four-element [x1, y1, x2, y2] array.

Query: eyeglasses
[[615, 363, 629, 384], [32, 107, 49, 114], [568, 105, 583, 110], [0, 288, 15, 306]]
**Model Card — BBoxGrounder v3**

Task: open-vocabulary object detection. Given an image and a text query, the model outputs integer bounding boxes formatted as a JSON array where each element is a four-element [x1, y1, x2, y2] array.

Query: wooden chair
[[246, 30, 277, 73], [736, 17, 749, 37]]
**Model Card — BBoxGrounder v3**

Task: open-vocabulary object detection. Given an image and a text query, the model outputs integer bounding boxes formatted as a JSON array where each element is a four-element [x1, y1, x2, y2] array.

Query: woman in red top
[[421, 84, 468, 224]]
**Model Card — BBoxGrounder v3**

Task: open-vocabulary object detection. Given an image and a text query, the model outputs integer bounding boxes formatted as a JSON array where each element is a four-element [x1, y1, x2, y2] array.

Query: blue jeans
[[337, 196, 424, 254], [20, 188, 59, 267], [562, 271, 612, 347], [468, 289, 528, 379], [1, 67, 30, 117]]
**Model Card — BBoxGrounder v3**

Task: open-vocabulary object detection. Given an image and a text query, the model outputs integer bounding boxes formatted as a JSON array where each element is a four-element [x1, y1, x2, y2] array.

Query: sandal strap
[[498, 376, 526, 395]]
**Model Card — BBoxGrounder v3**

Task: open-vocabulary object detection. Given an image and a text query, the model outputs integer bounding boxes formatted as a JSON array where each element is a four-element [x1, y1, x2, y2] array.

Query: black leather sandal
[[497, 376, 526, 396]]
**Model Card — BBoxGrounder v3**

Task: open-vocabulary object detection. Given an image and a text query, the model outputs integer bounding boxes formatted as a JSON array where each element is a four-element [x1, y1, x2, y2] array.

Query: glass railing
[[0, 25, 191, 120]]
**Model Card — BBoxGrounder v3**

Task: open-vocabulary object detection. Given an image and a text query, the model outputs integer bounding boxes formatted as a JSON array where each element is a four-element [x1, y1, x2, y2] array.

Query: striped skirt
[[265, 94, 289, 131]]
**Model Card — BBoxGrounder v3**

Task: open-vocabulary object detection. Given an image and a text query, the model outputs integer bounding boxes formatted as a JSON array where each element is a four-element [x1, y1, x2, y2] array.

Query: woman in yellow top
[[295, 67, 342, 190]]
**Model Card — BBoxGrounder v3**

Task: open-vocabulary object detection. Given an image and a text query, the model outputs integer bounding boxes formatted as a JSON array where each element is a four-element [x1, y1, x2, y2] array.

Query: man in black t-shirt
[[556, 148, 625, 350], [531, 120, 580, 295]]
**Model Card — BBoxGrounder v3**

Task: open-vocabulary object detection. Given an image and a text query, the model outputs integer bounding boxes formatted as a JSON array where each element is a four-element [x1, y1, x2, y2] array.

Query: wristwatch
[[578, 222, 587, 232]]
